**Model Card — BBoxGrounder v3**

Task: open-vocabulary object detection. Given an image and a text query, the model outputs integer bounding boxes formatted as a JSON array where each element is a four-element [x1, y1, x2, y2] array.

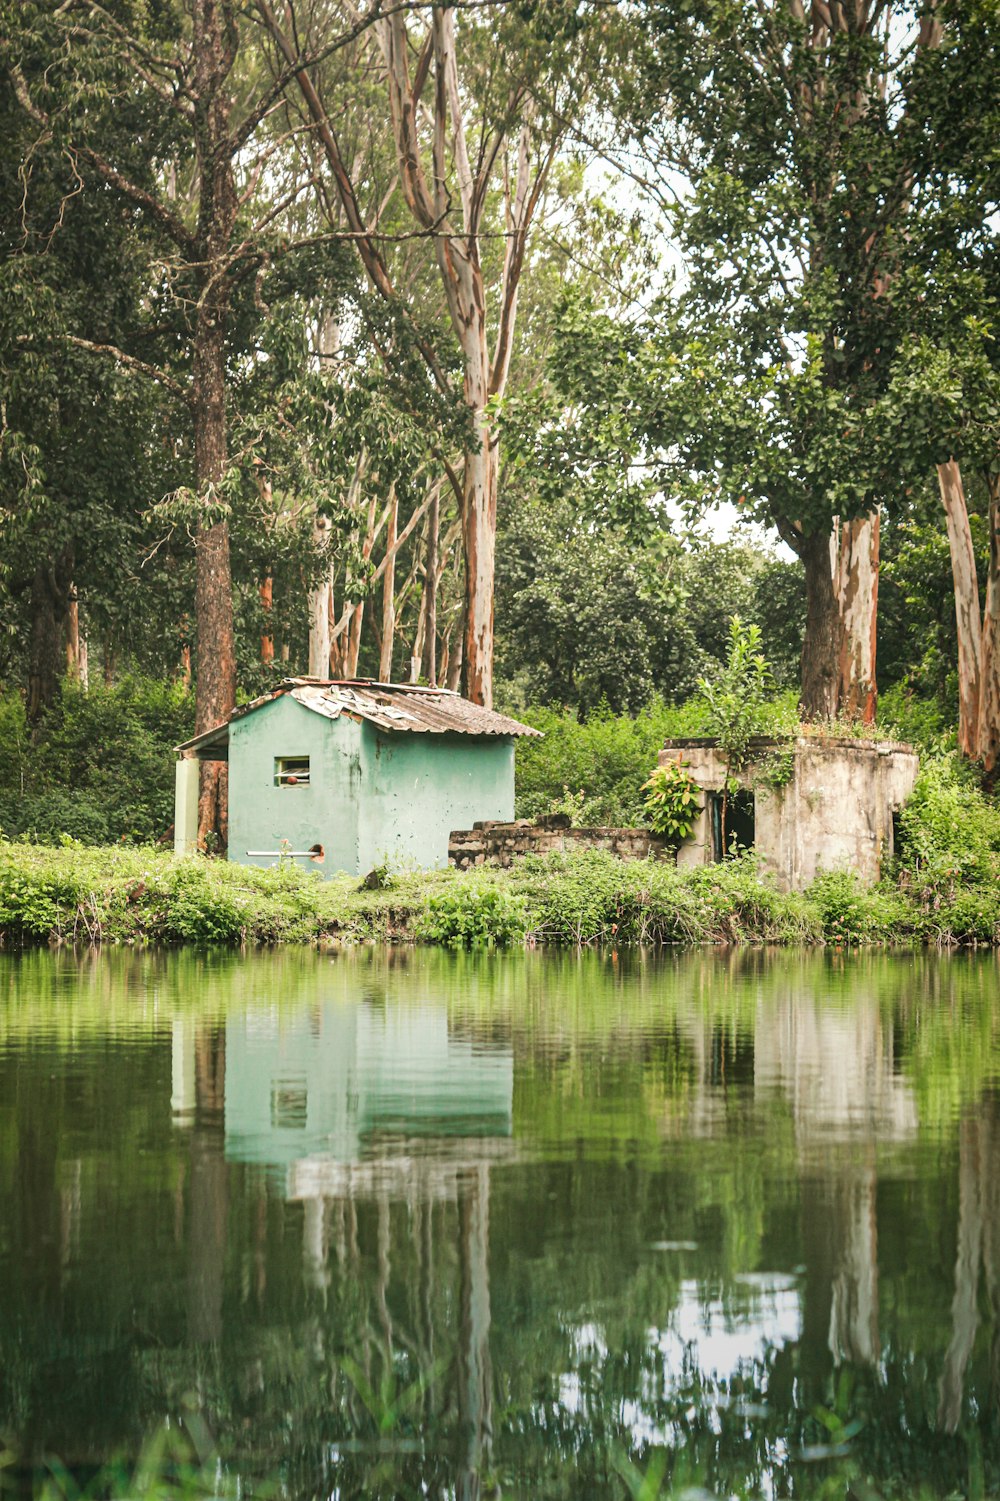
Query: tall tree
[[258, 0, 587, 706], [599, 0, 950, 720], [4, 0, 364, 838]]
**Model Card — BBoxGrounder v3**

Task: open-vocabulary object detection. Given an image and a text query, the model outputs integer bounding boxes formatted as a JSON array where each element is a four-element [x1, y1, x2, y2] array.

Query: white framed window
[[274, 756, 310, 787]]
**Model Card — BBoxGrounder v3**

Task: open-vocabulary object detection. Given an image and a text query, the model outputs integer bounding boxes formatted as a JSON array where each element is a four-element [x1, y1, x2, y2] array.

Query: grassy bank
[[0, 833, 997, 950]]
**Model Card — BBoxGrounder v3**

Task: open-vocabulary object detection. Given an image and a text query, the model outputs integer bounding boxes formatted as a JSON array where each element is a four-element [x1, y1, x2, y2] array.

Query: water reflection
[[0, 948, 999, 1498]]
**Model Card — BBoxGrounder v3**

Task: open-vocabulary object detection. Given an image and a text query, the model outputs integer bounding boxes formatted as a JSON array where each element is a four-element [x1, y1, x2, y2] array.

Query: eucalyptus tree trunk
[[379, 490, 397, 682], [978, 477, 1000, 776], [937, 460, 983, 759], [422, 482, 440, 687], [260, 576, 274, 665], [65, 583, 88, 690], [833, 512, 879, 724], [192, 312, 236, 850], [308, 513, 332, 678]]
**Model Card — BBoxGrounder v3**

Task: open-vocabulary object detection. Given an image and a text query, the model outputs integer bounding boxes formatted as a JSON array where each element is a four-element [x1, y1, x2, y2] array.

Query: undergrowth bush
[[415, 885, 529, 949], [806, 870, 915, 946], [894, 754, 1000, 908], [0, 678, 194, 845], [514, 699, 708, 825], [511, 850, 818, 946]]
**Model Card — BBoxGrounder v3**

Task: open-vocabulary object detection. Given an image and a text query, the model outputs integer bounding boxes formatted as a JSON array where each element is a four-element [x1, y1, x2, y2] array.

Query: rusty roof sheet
[[177, 679, 540, 752], [288, 681, 541, 737]]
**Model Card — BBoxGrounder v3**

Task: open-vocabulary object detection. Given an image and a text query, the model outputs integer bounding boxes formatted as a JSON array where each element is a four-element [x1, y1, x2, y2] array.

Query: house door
[[709, 790, 755, 861]]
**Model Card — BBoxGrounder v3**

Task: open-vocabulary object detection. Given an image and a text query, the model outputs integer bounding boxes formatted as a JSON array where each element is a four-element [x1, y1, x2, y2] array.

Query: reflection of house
[[662, 736, 918, 891], [218, 999, 514, 1196], [173, 678, 539, 874]]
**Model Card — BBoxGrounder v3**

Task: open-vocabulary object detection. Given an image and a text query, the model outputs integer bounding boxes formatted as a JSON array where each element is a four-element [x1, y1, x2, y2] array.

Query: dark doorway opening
[[710, 790, 755, 861]]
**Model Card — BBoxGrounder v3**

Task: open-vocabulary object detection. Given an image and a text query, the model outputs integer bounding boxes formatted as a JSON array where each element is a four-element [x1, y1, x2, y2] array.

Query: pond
[[1, 947, 999, 1500]]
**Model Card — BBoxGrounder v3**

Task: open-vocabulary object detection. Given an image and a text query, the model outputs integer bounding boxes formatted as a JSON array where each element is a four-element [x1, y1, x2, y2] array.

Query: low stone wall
[[448, 815, 669, 870]]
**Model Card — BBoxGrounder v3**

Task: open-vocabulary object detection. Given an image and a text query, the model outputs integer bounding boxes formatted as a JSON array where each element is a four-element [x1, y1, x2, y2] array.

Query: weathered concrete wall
[[360, 727, 514, 872], [449, 818, 669, 869], [228, 696, 363, 875], [228, 701, 516, 876], [660, 737, 919, 891]]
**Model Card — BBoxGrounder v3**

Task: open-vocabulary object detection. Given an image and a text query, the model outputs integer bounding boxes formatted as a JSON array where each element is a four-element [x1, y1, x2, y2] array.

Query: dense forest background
[[2, 0, 999, 844]]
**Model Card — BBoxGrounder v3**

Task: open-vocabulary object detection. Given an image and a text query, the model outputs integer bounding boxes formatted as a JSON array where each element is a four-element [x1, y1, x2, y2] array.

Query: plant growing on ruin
[[699, 618, 787, 852], [641, 758, 702, 844]]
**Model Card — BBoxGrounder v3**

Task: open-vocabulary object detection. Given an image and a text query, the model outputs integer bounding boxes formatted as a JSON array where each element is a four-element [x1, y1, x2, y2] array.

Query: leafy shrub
[[877, 684, 953, 751], [0, 677, 194, 845], [514, 698, 709, 825], [938, 888, 1000, 945], [415, 884, 529, 949], [513, 849, 818, 946], [894, 754, 1000, 909], [641, 758, 702, 842], [806, 869, 913, 945], [0, 791, 111, 846]]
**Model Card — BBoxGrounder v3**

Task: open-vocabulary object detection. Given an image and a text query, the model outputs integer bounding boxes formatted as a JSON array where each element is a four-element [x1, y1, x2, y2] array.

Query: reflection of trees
[[187, 1025, 227, 1345], [938, 1094, 1000, 1434], [4, 947, 1000, 1498]]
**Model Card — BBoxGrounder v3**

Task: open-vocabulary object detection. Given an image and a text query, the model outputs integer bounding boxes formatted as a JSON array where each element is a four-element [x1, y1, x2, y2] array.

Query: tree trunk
[[65, 585, 82, 685], [27, 555, 71, 723], [977, 477, 1000, 777], [461, 422, 497, 707], [379, 489, 397, 682], [447, 618, 464, 693], [260, 576, 274, 665], [938, 1115, 982, 1434], [308, 514, 332, 678], [799, 528, 842, 721], [422, 482, 439, 687], [833, 511, 879, 724], [938, 460, 982, 759], [192, 316, 236, 850], [345, 602, 364, 677]]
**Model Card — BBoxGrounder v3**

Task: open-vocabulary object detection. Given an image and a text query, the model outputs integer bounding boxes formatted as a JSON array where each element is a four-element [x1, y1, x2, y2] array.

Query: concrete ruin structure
[[661, 735, 919, 893]]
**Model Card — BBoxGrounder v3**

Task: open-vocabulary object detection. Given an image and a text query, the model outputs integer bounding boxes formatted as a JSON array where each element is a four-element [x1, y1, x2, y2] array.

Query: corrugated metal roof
[[177, 679, 540, 753]]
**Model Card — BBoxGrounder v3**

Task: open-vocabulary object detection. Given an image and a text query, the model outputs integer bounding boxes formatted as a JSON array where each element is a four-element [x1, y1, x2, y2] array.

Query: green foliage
[[699, 619, 777, 777], [414, 885, 529, 949], [515, 849, 819, 947], [807, 870, 915, 947], [641, 758, 702, 843], [513, 698, 708, 825], [0, 678, 193, 844]]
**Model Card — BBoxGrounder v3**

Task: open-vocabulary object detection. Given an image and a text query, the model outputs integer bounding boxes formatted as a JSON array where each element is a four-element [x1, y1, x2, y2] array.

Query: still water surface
[[1, 947, 999, 1499]]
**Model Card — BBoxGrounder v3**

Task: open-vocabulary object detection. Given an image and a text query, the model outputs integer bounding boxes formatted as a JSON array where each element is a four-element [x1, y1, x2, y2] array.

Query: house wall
[[359, 727, 515, 872], [660, 738, 919, 892], [227, 700, 516, 877], [228, 696, 363, 875]]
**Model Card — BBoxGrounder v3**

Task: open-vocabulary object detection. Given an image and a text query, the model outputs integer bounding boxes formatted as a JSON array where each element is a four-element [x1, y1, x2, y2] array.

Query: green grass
[[0, 837, 995, 950]]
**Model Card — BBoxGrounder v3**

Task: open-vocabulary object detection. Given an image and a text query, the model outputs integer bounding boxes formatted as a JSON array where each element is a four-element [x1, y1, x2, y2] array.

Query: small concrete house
[[174, 678, 539, 876], [662, 735, 919, 892]]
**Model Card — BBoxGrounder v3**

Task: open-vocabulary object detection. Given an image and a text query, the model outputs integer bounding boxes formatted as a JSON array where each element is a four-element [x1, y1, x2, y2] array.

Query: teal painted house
[[174, 679, 539, 876]]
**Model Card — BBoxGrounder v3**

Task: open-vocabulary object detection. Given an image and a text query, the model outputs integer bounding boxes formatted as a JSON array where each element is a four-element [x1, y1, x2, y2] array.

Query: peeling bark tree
[[935, 460, 1000, 773], [979, 477, 1000, 776], [833, 512, 879, 724], [938, 460, 983, 758], [259, 0, 562, 707]]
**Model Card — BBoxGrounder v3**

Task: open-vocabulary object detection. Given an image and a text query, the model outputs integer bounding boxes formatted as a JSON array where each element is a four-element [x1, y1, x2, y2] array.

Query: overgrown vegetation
[[0, 679, 193, 845], [0, 668, 996, 951], [2, 751, 999, 951]]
